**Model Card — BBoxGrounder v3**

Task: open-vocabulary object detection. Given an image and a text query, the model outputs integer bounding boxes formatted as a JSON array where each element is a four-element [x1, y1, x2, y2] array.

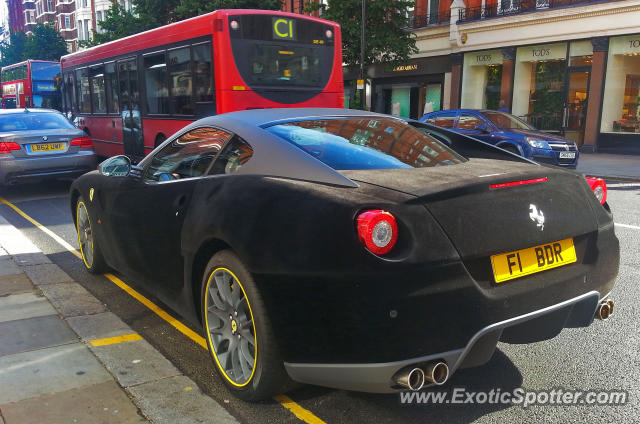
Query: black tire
[[201, 250, 290, 401], [75, 196, 108, 274]]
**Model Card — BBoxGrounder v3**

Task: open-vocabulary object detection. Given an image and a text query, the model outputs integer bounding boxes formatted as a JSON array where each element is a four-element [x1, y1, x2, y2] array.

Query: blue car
[[420, 109, 579, 168]]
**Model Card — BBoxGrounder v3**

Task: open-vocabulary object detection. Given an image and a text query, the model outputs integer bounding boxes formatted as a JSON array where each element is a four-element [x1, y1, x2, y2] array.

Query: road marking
[[274, 395, 327, 424], [90, 333, 143, 346], [615, 223, 640, 230], [0, 195, 327, 424], [0, 196, 82, 259]]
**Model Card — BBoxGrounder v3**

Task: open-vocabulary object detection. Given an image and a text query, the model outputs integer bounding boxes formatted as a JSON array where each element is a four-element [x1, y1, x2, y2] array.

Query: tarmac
[[0, 213, 238, 424], [577, 152, 640, 181]]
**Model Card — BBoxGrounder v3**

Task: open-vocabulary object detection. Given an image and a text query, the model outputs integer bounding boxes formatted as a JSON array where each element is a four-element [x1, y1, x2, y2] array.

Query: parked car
[[420, 109, 579, 168], [71, 108, 617, 401], [0, 108, 96, 186]]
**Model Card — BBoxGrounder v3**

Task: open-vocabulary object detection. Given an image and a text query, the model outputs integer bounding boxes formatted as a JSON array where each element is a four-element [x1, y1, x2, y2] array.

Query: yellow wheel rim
[[76, 201, 94, 268]]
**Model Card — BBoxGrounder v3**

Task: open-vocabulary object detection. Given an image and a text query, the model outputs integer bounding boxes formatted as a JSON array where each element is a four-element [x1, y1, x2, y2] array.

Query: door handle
[[174, 194, 188, 215]]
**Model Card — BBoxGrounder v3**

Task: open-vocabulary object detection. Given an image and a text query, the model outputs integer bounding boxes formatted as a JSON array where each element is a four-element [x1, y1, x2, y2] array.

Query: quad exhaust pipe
[[595, 299, 614, 320], [394, 361, 449, 391]]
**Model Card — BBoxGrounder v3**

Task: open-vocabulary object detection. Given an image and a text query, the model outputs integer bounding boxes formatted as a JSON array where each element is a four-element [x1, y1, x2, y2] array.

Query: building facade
[[291, 0, 640, 154]]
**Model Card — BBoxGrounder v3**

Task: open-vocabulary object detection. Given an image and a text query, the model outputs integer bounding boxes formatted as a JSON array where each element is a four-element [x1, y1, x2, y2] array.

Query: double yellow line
[[0, 196, 326, 424]]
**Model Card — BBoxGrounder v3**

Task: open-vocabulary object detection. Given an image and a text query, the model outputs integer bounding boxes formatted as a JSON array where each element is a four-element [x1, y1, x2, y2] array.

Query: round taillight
[[357, 210, 398, 255], [585, 177, 607, 205]]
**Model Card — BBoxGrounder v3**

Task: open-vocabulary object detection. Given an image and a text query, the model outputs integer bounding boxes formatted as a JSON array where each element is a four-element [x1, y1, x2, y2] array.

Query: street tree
[[135, 0, 181, 28], [308, 0, 417, 108], [80, 3, 143, 47], [0, 24, 67, 67], [175, 0, 281, 20]]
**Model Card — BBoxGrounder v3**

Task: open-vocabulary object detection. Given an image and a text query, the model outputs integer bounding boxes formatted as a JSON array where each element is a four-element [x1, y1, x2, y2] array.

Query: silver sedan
[[0, 109, 96, 186]]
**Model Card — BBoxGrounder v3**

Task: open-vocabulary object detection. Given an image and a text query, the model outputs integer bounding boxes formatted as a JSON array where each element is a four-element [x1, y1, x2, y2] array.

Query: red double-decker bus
[[60, 9, 343, 159], [1, 60, 61, 109]]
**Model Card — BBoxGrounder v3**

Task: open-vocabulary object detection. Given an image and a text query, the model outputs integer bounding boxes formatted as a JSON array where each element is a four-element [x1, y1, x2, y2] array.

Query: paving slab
[[89, 339, 181, 388], [21, 263, 73, 285], [0, 258, 21, 277], [40, 282, 107, 317], [0, 274, 33, 297], [0, 343, 113, 404], [67, 312, 136, 341], [0, 381, 147, 424], [0, 217, 52, 267], [0, 315, 77, 357], [0, 292, 57, 323], [127, 375, 238, 424]]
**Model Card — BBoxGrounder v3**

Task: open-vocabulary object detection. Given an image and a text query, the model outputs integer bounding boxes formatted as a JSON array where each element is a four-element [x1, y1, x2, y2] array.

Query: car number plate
[[490, 238, 577, 283], [559, 152, 576, 159], [30, 142, 65, 152]]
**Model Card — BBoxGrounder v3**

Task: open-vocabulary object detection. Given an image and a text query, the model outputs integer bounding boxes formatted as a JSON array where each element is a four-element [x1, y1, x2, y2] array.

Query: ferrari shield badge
[[89, 188, 94, 202], [529, 204, 544, 231]]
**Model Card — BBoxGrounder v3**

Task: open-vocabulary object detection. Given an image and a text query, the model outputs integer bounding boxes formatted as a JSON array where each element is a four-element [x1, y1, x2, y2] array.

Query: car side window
[[143, 127, 233, 182], [431, 113, 457, 129], [210, 137, 254, 175], [457, 113, 485, 130]]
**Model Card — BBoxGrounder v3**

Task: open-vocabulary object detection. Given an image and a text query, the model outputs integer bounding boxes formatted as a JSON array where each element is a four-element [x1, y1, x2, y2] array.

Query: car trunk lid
[[0, 129, 80, 158], [342, 158, 598, 259]]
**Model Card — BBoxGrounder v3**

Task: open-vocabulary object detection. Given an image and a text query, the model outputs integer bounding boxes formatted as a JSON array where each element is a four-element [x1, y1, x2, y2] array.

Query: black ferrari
[[71, 108, 619, 401]]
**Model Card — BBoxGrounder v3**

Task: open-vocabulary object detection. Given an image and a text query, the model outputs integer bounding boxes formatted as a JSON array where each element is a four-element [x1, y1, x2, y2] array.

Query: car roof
[[200, 108, 399, 127], [0, 108, 62, 115]]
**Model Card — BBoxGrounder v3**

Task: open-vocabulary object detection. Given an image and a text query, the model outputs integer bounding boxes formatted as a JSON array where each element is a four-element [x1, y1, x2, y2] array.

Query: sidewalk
[[0, 214, 238, 424], [577, 153, 640, 181]]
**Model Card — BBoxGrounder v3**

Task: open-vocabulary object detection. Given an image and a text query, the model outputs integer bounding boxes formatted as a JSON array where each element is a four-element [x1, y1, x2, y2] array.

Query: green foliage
[[485, 64, 502, 110], [0, 24, 67, 67], [174, 0, 281, 20], [307, 0, 417, 72], [80, 3, 144, 48], [135, 0, 181, 28]]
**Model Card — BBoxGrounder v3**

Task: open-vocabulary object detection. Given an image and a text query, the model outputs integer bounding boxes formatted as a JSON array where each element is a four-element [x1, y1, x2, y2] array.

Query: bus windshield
[[31, 62, 61, 82], [229, 14, 335, 90]]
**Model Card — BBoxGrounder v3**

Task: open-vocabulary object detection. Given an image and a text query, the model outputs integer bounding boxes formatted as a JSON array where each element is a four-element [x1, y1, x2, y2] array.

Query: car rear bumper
[[284, 290, 604, 393], [0, 151, 97, 185]]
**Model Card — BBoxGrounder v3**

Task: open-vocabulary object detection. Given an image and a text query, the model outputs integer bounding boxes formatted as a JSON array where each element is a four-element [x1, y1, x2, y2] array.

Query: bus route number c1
[[273, 17, 296, 41]]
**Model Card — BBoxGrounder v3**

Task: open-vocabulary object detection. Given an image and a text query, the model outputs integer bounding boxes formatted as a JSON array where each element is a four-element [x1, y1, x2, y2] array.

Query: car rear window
[[266, 118, 466, 170], [0, 112, 75, 132]]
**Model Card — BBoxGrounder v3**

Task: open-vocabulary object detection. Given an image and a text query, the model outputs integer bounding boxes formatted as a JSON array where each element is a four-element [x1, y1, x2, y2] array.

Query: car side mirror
[[99, 155, 141, 178], [474, 124, 490, 133]]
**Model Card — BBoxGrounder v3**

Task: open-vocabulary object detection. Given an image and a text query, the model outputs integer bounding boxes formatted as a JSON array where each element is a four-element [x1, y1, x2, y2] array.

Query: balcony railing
[[458, 0, 606, 22], [407, 11, 451, 28]]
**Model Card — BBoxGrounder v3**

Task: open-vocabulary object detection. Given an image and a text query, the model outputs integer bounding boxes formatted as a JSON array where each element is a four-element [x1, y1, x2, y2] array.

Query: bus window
[[63, 72, 76, 115], [193, 43, 213, 104], [75, 68, 91, 113], [90, 65, 107, 114], [144, 52, 169, 114], [168, 47, 193, 115], [104, 62, 119, 114]]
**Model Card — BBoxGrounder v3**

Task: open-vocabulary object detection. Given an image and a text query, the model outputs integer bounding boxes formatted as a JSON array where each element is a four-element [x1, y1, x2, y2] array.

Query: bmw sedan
[[70, 108, 618, 401], [420, 109, 579, 168], [0, 108, 96, 186]]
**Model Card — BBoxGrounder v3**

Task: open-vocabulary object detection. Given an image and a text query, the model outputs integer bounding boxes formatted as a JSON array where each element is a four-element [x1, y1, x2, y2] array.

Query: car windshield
[[0, 112, 75, 132], [483, 111, 534, 130], [266, 118, 467, 170]]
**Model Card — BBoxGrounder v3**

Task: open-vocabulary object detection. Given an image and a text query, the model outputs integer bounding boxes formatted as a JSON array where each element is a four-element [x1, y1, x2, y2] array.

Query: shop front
[[600, 34, 640, 153], [460, 49, 504, 110], [369, 56, 450, 120]]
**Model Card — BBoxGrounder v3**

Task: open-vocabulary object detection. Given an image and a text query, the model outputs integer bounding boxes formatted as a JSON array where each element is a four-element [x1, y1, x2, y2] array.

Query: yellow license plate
[[490, 238, 577, 283], [31, 142, 64, 152]]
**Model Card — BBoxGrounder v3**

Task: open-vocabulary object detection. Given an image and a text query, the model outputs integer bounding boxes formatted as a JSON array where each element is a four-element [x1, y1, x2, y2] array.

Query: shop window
[[569, 41, 593, 67], [512, 43, 567, 131], [89, 65, 106, 114], [457, 113, 485, 130], [461, 50, 503, 110], [601, 35, 640, 134], [144, 52, 170, 114]]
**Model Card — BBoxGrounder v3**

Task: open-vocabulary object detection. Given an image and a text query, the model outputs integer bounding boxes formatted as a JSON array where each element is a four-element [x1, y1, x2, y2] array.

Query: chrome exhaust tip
[[424, 361, 449, 385], [395, 367, 425, 391], [606, 299, 614, 316], [596, 301, 612, 320]]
